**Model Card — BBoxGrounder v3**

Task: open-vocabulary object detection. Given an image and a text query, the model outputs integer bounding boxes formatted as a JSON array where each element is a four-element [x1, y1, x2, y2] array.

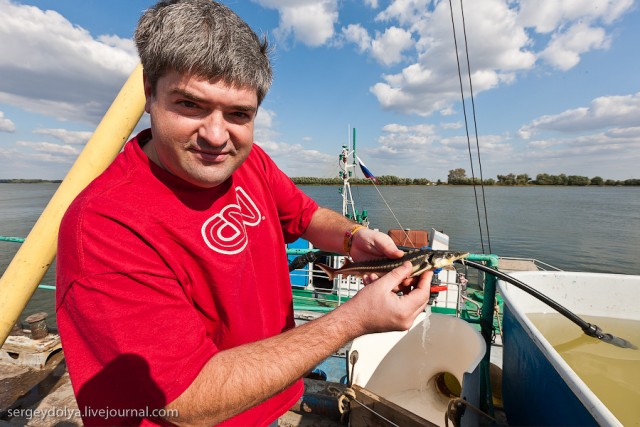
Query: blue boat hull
[[498, 271, 640, 427], [502, 304, 598, 426]]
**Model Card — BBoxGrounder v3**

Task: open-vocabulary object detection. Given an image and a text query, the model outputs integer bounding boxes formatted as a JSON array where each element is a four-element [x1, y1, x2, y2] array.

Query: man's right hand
[[341, 261, 432, 335]]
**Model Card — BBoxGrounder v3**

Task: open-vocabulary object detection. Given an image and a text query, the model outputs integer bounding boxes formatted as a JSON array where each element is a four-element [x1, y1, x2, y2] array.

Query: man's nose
[[198, 112, 229, 146]]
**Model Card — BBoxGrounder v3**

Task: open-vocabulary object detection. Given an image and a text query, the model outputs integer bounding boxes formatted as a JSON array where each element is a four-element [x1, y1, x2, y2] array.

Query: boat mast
[[339, 127, 368, 225]]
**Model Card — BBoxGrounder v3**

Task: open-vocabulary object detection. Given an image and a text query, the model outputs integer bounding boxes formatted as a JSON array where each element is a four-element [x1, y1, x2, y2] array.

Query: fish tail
[[316, 263, 336, 281]]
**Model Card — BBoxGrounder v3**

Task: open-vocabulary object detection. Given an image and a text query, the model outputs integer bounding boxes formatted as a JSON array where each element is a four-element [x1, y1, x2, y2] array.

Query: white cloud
[[370, 27, 414, 66], [369, 0, 536, 116], [33, 128, 93, 145], [369, 123, 437, 157], [342, 24, 371, 53], [0, 0, 138, 125], [375, 0, 431, 26], [539, 23, 609, 70], [440, 121, 462, 130], [517, 0, 635, 33], [513, 96, 640, 179], [252, 106, 334, 176], [342, 24, 414, 66], [0, 111, 15, 132], [519, 92, 640, 138], [254, 108, 279, 144], [361, 0, 633, 116], [516, 0, 633, 71], [16, 140, 79, 156], [258, 140, 335, 176], [524, 130, 640, 171], [254, 0, 339, 47], [365, 0, 379, 8], [354, 122, 518, 179], [440, 134, 512, 154]]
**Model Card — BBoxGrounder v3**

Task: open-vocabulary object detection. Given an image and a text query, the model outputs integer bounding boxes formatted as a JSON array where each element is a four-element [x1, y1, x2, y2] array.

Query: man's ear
[[142, 73, 153, 114]]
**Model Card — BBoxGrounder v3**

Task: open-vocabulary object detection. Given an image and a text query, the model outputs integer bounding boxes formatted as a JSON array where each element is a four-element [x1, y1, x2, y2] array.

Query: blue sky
[[0, 0, 639, 181]]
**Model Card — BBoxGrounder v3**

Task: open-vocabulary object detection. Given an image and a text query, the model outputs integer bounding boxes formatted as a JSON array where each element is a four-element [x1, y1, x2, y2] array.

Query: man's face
[[143, 70, 258, 188]]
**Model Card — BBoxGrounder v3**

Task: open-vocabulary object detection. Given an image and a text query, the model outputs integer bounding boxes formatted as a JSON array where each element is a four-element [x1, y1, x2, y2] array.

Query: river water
[[1, 183, 639, 328]]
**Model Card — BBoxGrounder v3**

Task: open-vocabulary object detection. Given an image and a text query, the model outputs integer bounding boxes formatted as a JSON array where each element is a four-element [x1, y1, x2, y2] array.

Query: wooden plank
[[498, 258, 538, 272], [349, 385, 439, 427]]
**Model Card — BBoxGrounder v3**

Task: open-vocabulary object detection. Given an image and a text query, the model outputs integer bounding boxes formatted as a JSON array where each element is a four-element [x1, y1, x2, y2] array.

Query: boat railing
[[1, 237, 57, 292], [497, 256, 562, 272], [0, 236, 26, 244]]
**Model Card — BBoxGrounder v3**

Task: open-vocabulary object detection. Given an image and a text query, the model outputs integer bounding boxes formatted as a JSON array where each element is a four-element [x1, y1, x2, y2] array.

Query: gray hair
[[135, 0, 272, 105]]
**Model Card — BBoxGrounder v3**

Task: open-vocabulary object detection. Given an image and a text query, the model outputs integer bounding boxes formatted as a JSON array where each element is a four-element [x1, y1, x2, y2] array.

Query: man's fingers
[[381, 262, 413, 289]]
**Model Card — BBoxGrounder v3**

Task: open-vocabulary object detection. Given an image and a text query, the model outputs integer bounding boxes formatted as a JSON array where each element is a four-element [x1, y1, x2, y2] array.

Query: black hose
[[459, 259, 637, 350], [288, 250, 332, 272]]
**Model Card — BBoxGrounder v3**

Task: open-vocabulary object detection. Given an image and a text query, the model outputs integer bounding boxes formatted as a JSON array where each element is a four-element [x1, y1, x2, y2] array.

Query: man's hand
[[348, 227, 404, 262], [342, 261, 432, 334], [350, 228, 427, 292]]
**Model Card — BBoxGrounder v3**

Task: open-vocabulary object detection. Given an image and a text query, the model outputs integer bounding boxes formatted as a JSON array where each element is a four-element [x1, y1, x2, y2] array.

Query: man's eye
[[178, 100, 199, 109]]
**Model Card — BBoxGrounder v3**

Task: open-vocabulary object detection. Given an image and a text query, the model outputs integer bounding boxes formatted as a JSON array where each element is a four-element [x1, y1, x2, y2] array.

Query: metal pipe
[[465, 253, 498, 416], [0, 64, 145, 347]]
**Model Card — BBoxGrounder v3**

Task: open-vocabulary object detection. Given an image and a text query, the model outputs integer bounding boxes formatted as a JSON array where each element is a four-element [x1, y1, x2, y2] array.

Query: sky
[[0, 0, 639, 182]]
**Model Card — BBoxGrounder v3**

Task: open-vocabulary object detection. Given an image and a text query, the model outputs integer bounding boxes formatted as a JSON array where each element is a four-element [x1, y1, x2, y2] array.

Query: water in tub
[[528, 313, 640, 426]]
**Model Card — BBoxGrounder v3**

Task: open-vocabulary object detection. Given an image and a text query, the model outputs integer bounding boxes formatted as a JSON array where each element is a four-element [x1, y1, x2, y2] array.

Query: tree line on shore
[[291, 169, 640, 186], [2, 173, 637, 187], [446, 169, 640, 186]]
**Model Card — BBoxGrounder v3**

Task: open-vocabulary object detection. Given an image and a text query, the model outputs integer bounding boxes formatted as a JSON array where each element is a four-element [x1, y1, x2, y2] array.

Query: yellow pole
[[0, 64, 145, 346]]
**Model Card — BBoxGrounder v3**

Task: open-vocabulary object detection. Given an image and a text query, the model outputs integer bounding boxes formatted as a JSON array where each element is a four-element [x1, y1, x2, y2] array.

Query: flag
[[356, 155, 379, 183]]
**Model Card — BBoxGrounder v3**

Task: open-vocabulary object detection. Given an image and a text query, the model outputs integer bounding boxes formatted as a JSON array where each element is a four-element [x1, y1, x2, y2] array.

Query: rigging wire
[[370, 182, 415, 247], [458, 0, 492, 254], [447, 0, 492, 254], [347, 127, 415, 247]]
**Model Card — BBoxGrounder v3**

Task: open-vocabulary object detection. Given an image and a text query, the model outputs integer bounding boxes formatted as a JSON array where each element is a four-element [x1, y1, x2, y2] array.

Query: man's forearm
[[303, 207, 404, 262], [302, 207, 359, 254], [164, 302, 365, 426]]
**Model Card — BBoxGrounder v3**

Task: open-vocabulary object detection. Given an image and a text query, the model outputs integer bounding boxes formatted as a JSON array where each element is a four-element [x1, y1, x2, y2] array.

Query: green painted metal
[[286, 248, 318, 255], [467, 253, 499, 416], [352, 127, 357, 166], [1, 237, 57, 291], [0, 236, 25, 243]]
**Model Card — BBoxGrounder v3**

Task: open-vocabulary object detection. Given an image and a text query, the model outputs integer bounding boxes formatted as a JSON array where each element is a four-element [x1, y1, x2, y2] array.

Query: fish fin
[[410, 264, 433, 277], [341, 258, 354, 267], [316, 263, 336, 281]]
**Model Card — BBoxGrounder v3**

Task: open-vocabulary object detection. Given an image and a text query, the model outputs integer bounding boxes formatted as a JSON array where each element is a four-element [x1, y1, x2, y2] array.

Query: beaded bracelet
[[343, 224, 367, 255]]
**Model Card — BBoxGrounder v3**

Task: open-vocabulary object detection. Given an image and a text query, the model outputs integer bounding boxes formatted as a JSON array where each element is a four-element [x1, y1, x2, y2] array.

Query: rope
[[337, 387, 356, 423], [445, 397, 496, 427], [494, 298, 503, 341], [338, 387, 401, 427], [340, 388, 495, 427]]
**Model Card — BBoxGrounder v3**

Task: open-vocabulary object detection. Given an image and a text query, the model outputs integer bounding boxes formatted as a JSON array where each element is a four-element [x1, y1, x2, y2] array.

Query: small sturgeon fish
[[316, 249, 469, 281]]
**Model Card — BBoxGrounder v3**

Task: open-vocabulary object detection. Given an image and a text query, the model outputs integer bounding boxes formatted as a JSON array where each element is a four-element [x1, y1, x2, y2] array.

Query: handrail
[[0, 236, 26, 243], [0, 64, 145, 347]]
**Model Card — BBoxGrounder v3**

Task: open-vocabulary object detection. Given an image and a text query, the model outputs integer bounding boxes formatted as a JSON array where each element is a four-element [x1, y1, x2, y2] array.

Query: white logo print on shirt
[[201, 186, 262, 255]]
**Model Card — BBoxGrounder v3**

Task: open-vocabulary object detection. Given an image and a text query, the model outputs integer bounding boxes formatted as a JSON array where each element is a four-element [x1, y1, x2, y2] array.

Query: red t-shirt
[[56, 129, 318, 426]]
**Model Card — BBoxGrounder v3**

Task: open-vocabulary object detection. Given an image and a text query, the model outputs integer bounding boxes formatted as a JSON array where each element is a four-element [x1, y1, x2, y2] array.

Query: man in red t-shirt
[[56, 1, 432, 426]]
